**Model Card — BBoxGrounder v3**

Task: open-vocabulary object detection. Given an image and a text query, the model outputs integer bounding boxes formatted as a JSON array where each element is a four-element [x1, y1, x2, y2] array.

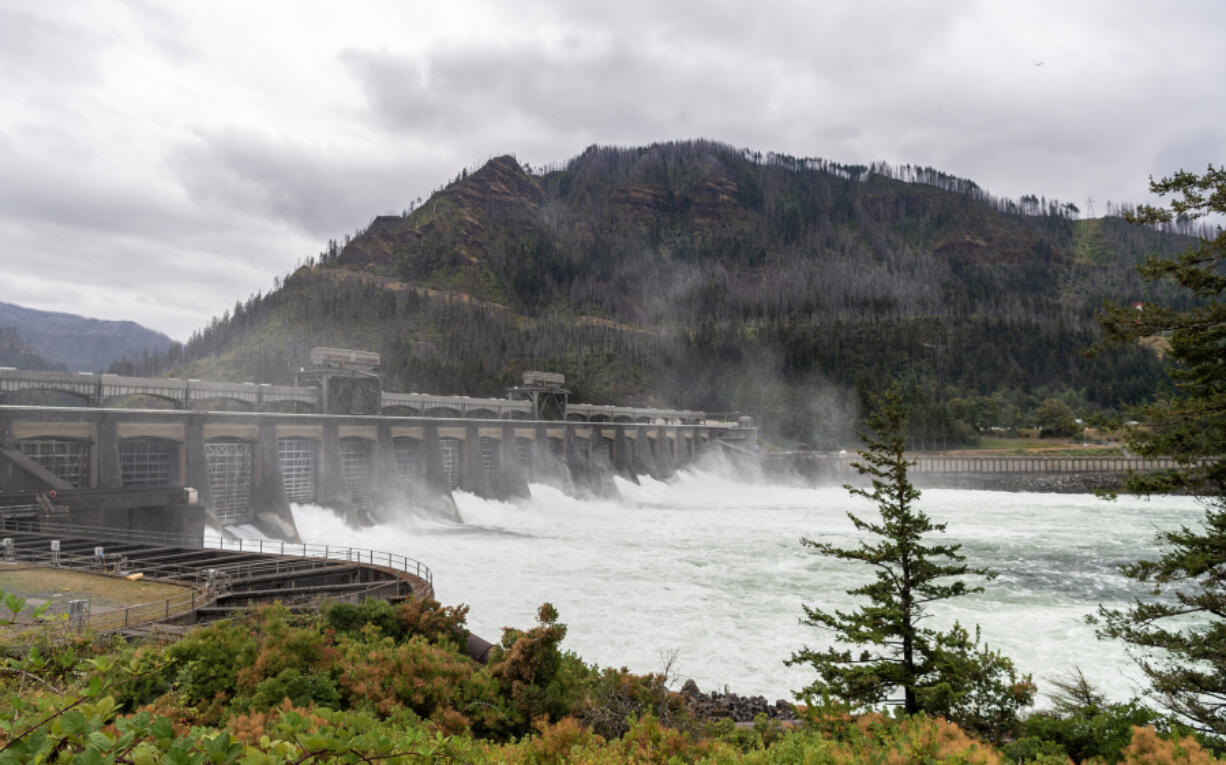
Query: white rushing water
[[289, 458, 1205, 705]]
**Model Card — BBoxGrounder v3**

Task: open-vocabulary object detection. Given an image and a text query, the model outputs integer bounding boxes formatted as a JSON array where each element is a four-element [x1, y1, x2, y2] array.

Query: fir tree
[[787, 384, 1032, 733], [1093, 165, 1226, 734]]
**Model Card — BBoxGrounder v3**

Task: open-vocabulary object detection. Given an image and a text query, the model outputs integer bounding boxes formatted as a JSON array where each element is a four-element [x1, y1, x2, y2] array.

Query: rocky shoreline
[[679, 679, 798, 722]]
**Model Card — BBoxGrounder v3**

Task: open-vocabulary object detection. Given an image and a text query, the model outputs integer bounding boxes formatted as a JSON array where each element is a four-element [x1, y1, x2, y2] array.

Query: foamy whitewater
[[287, 460, 1205, 705]]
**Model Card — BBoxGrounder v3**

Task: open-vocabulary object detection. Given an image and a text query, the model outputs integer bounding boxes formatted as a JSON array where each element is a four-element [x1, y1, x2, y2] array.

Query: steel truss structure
[[439, 438, 461, 490], [205, 439, 252, 524], [119, 438, 179, 487], [338, 437, 374, 512], [17, 438, 90, 488], [277, 437, 317, 505]]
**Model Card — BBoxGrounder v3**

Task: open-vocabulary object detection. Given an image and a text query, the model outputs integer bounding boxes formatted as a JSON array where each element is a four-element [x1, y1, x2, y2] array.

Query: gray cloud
[[0, 6, 109, 86], [170, 129, 431, 239], [1, 0, 1223, 340]]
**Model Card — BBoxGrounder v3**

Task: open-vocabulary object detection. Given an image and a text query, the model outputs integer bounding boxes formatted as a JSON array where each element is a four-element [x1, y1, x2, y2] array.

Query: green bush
[[1001, 734, 1072, 763], [1021, 701, 1163, 763], [918, 623, 1035, 743], [235, 605, 335, 700], [487, 603, 592, 736], [396, 596, 471, 646], [335, 630, 477, 720], [248, 667, 341, 710], [579, 665, 688, 740], [165, 617, 258, 705], [324, 598, 404, 639], [91, 643, 173, 711]]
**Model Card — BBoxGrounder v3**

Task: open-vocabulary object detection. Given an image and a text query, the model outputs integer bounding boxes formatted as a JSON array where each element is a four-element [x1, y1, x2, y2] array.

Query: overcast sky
[[2, 1, 1223, 341]]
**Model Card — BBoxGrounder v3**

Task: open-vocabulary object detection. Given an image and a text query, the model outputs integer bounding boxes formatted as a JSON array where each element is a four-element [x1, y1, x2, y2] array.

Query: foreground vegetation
[[790, 384, 1036, 737], [1090, 165, 1226, 735], [1, 599, 1221, 763]]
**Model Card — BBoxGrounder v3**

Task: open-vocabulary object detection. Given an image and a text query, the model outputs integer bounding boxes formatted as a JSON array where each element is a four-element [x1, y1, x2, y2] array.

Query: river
[[288, 455, 1205, 706]]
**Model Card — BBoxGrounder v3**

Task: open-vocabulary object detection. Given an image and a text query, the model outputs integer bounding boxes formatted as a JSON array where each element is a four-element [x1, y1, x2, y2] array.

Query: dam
[[0, 353, 756, 539]]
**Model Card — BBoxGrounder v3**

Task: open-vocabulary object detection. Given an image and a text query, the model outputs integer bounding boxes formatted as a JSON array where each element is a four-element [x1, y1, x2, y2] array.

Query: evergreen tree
[[1093, 165, 1226, 734], [787, 384, 1032, 733]]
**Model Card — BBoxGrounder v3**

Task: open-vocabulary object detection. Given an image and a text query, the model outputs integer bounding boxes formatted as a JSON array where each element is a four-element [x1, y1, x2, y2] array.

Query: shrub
[[1021, 701, 1164, 764], [579, 666, 688, 740], [165, 617, 258, 706], [521, 716, 602, 764], [235, 605, 336, 700], [845, 714, 1003, 765], [918, 623, 1036, 743], [248, 667, 341, 710], [397, 596, 471, 646], [324, 598, 404, 640], [91, 643, 174, 712], [1123, 725, 1222, 765], [488, 603, 591, 735], [1001, 735, 1074, 763], [335, 630, 476, 718]]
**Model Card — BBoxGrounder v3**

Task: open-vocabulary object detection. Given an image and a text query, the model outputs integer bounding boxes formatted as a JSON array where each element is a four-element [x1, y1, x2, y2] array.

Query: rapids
[[289, 460, 1205, 705]]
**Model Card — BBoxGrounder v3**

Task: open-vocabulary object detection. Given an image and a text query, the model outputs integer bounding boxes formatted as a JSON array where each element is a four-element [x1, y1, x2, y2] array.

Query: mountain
[[0, 301, 174, 373], [0, 327, 64, 371], [148, 140, 1197, 447]]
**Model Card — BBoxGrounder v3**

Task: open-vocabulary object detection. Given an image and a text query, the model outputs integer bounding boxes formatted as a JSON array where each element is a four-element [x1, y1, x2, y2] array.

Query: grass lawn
[[0, 565, 190, 619]]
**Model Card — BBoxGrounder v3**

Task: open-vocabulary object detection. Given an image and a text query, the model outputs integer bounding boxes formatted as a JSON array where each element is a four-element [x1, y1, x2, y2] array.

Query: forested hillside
[[0, 327, 64, 371], [0, 301, 172, 372], [144, 141, 1201, 447]]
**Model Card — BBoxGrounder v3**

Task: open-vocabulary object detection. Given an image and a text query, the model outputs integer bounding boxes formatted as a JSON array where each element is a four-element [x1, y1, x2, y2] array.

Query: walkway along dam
[[0, 358, 757, 540], [761, 450, 1204, 493]]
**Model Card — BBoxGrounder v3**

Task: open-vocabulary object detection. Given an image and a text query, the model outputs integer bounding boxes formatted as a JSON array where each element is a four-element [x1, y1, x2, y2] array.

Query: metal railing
[[795, 454, 1217, 474], [0, 519, 433, 586], [88, 591, 201, 633], [0, 530, 434, 638], [201, 536, 433, 585], [5, 548, 363, 592], [0, 519, 205, 548]]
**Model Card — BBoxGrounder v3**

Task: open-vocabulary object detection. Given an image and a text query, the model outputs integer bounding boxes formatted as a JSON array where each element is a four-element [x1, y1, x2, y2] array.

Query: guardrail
[[202, 536, 433, 585]]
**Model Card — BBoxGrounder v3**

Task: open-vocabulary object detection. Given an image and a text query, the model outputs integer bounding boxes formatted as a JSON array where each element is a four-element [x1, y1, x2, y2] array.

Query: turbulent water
[[288, 457, 1205, 706]]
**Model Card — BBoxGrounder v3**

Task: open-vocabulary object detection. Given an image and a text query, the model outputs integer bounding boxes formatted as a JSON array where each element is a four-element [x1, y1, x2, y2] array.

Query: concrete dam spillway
[[0, 360, 757, 539]]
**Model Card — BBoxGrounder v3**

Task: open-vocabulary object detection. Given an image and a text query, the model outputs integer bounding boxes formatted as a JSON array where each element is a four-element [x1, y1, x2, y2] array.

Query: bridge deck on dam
[[0, 368, 711, 424]]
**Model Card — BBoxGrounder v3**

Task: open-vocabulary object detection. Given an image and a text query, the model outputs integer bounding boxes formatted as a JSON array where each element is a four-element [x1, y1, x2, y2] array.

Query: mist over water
[[290, 459, 1205, 705]]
